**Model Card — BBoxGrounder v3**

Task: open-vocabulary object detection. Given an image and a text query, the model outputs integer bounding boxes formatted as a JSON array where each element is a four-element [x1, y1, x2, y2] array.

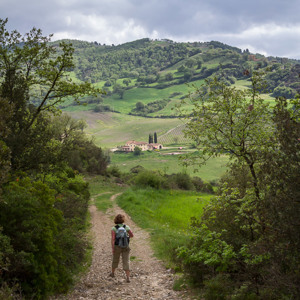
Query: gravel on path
[[55, 193, 190, 300]]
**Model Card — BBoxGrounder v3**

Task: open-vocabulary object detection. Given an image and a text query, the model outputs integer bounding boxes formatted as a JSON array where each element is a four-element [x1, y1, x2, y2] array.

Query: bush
[[130, 165, 145, 174], [93, 104, 112, 112], [0, 173, 91, 298], [0, 178, 64, 297], [134, 170, 164, 189], [171, 173, 194, 190], [272, 86, 297, 99], [192, 176, 214, 193], [203, 274, 234, 300], [107, 165, 122, 177]]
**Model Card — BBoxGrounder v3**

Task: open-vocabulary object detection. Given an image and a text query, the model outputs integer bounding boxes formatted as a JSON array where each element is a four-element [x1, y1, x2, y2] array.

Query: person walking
[[110, 214, 134, 282]]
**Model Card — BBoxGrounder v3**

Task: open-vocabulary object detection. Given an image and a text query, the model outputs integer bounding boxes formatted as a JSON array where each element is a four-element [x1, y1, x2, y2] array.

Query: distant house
[[119, 140, 163, 152], [148, 143, 163, 150]]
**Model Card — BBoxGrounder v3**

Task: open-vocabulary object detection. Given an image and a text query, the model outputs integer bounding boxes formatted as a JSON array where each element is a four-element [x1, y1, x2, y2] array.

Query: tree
[[164, 72, 173, 81], [180, 73, 271, 201], [177, 65, 186, 73], [272, 85, 296, 99], [183, 70, 193, 81], [0, 18, 101, 172], [0, 19, 100, 124], [177, 74, 300, 298], [136, 101, 144, 111], [148, 134, 153, 144], [113, 83, 125, 99], [123, 78, 131, 86], [133, 146, 142, 156], [104, 80, 112, 87], [196, 59, 203, 69], [185, 58, 196, 68], [154, 132, 158, 143], [0, 20, 105, 298]]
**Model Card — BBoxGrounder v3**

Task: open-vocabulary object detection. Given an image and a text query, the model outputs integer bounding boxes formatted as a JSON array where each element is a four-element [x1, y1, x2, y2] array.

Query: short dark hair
[[114, 214, 125, 224]]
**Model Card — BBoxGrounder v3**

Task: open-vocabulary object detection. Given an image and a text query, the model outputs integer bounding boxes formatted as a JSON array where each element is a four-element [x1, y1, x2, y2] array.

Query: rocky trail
[[56, 193, 191, 300]]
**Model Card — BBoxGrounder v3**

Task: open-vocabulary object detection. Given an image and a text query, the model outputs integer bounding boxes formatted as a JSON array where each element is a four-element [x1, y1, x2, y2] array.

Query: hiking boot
[[109, 273, 115, 278], [126, 277, 130, 283]]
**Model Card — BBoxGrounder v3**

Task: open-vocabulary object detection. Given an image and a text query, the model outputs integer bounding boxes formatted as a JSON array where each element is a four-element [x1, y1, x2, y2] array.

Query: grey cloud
[[1, 0, 300, 59]]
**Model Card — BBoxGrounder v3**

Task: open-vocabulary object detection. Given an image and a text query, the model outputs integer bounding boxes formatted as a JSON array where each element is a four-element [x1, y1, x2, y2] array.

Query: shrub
[[130, 165, 145, 174], [0, 178, 64, 297], [133, 146, 142, 156], [272, 86, 297, 99], [107, 165, 122, 177], [192, 176, 214, 193], [134, 170, 164, 189], [0, 173, 91, 298], [172, 173, 194, 190]]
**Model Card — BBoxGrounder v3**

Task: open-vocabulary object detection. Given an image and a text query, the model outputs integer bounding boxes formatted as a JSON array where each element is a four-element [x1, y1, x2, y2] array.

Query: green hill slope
[[57, 38, 300, 151], [57, 38, 299, 116]]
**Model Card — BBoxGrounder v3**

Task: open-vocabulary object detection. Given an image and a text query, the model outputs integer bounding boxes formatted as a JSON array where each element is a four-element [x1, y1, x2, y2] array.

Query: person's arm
[[111, 230, 116, 253], [128, 230, 134, 238]]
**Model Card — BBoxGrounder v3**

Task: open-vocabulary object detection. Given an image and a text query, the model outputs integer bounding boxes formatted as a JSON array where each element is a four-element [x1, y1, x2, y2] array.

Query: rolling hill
[[55, 38, 300, 148]]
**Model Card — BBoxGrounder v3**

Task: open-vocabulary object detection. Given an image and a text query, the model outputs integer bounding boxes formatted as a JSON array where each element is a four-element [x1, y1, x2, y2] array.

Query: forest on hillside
[[52, 38, 300, 103]]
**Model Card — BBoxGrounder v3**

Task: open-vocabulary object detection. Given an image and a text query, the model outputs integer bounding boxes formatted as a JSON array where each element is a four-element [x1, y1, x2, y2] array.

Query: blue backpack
[[115, 225, 129, 248]]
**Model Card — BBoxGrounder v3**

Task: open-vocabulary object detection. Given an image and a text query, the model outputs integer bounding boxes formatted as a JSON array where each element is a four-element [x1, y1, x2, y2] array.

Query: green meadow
[[116, 187, 213, 262], [68, 111, 184, 148], [111, 150, 228, 182]]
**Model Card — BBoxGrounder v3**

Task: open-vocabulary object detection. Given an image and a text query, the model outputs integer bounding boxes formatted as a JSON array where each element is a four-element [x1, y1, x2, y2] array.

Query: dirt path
[[57, 193, 189, 300]]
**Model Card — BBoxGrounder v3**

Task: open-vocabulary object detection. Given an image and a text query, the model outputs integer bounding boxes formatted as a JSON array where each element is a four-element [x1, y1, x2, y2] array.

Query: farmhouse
[[119, 140, 163, 152]]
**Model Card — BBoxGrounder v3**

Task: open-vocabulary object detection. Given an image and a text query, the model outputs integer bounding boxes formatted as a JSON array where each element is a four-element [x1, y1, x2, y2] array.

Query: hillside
[[54, 38, 300, 149], [56, 38, 300, 118]]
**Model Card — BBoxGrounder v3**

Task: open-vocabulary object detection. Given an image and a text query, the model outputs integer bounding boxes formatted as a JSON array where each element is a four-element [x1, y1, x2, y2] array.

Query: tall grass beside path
[[116, 187, 212, 265]]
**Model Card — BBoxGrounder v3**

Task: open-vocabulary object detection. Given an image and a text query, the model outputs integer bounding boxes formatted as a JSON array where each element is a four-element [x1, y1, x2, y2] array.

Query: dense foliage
[[0, 19, 108, 298], [177, 74, 300, 299]]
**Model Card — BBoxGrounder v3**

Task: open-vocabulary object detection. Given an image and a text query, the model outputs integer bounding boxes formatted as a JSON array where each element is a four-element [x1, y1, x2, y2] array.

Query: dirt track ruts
[[55, 193, 190, 300]]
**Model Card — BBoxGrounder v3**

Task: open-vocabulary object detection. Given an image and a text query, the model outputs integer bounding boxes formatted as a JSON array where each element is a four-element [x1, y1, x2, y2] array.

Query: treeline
[[61, 38, 201, 83], [0, 19, 108, 299]]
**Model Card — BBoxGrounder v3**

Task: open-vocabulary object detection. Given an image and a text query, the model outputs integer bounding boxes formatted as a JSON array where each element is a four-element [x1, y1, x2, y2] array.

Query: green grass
[[88, 175, 126, 196], [94, 193, 114, 212], [111, 150, 228, 182], [116, 187, 212, 262], [100, 80, 201, 114], [68, 111, 184, 148]]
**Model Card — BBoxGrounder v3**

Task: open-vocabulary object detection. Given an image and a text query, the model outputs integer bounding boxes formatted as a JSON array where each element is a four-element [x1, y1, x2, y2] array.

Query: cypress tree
[[148, 134, 153, 144], [154, 132, 157, 143]]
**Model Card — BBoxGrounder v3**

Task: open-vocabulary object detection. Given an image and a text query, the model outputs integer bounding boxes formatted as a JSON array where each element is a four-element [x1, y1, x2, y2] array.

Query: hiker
[[110, 214, 134, 282]]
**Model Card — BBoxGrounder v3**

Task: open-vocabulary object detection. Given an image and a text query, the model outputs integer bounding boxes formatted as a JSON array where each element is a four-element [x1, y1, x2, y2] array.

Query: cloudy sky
[[1, 0, 300, 59]]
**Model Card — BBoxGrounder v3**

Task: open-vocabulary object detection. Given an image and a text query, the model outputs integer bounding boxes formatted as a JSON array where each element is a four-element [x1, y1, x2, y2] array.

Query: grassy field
[[100, 82, 195, 115], [86, 174, 213, 267], [68, 111, 184, 148], [64, 77, 274, 184], [111, 150, 228, 182], [116, 187, 212, 263]]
